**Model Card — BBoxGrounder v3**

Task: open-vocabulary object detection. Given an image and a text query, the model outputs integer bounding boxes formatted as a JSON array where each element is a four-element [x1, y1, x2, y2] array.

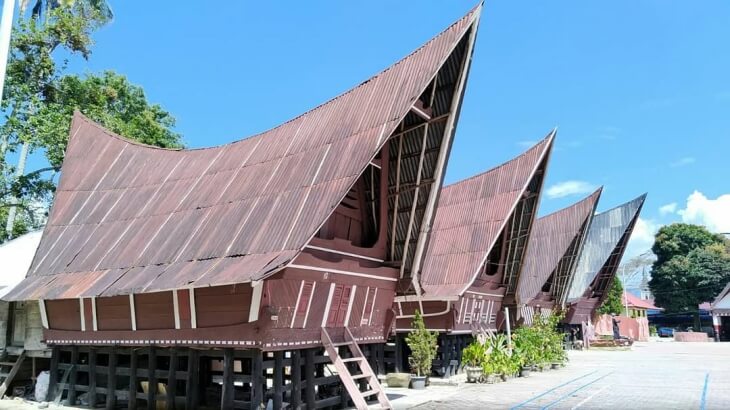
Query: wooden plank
[[89, 348, 98, 408], [166, 348, 178, 410], [251, 350, 263, 409], [290, 350, 301, 409], [106, 347, 117, 409], [273, 351, 283, 410], [395, 334, 404, 373], [304, 349, 316, 410], [185, 349, 199, 410], [47, 346, 59, 401], [128, 348, 138, 410], [67, 347, 79, 405], [221, 348, 234, 410], [146, 346, 157, 410], [0, 351, 25, 399]]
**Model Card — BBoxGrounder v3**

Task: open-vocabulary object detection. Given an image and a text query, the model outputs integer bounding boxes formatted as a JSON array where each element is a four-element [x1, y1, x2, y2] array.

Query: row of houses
[[0, 4, 645, 409]]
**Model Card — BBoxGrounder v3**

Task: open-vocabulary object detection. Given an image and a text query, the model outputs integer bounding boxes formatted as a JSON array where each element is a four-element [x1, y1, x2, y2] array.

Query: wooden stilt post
[[290, 350, 301, 409], [128, 348, 138, 410], [251, 350, 263, 409], [221, 348, 234, 410], [89, 347, 98, 408], [395, 334, 404, 373], [106, 347, 117, 409], [304, 349, 316, 410], [273, 351, 283, 409], [339, 346, 349, 408], [146, 346, 157, 410], [47, 346, 59, 401], [376, 343, 385, 376], [185, 348, 199, 410], [67, 346, 79, 406], [166, 348, 178, 410]]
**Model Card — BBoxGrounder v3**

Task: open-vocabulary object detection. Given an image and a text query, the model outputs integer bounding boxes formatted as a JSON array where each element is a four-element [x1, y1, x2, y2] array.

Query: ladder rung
[[342, 357, 364, 363], [0, 362, 15, 366], [361, 389, 379, 398], [332, 341, 353, 347], [351, 373, 371, 381]]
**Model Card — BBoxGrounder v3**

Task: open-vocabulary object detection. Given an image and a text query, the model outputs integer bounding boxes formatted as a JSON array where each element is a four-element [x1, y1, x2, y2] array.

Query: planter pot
[[465, 366, 483, 383], [485, 373, 497, 384], [410, 376, 427, 390], [520, 368, 531, 378], [551, 363, 561, 370], [385, 373, 411, 388], [500, 374, 508, 382]]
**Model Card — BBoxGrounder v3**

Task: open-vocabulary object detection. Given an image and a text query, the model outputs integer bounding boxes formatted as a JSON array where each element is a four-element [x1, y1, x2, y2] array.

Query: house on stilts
[[0, 231, 47, 397], [513, 188, 602, 326], [4, 5, 482, 409], [563, 194, 647, 325], [391, 133, 554, 376]]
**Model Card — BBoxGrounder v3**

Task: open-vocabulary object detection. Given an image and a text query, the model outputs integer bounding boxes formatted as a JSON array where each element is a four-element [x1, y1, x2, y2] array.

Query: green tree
[[405, 310, 438, 377], [649, 223, 730, 329], [597, 276, 624, 316], [0, 3, 182, 242]]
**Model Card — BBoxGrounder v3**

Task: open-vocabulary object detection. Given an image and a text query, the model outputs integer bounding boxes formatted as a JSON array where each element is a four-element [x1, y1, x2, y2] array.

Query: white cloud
[[545, 180, 596, 199], [677, 191, 730, 233], [625, 217, 659, 260], [670, 157, 695, 167], [659, 202, 677, 216]]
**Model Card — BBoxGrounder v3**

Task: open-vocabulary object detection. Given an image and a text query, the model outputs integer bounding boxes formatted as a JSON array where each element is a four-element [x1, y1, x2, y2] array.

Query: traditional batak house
[[563, 194, 647, 326], [4, 5, 482, 409], [392, 133, 554, 375], [514, 188, 602, 326], [0, 231, 46, 397]]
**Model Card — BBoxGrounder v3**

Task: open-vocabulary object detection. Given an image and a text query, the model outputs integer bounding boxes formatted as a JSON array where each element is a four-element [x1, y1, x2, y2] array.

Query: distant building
[[710, 283, 730, 341], [622, 291, 661, 319]]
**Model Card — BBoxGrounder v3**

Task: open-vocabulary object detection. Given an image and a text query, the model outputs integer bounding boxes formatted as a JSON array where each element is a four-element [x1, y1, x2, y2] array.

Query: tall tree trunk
[[5, 141, 29, 238]]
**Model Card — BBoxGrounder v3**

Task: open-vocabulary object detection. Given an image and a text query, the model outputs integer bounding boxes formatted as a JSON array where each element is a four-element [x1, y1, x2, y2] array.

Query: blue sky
[[55, 1, 730, 259]]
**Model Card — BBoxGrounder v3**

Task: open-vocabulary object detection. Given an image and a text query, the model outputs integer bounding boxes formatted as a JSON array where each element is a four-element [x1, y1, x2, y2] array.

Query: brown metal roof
[[5, 5, 481, 301], [514, 188, 602, 306], [419, 132, 555, 297]]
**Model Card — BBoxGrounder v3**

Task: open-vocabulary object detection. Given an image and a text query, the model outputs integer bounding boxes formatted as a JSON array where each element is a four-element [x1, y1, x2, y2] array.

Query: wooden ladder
[[321, 327, 392, 410], [0, 349, 26, 398]]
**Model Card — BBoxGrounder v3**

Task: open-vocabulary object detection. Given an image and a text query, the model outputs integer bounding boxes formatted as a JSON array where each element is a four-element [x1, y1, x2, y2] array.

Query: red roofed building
[[623, 291, 661, 319]]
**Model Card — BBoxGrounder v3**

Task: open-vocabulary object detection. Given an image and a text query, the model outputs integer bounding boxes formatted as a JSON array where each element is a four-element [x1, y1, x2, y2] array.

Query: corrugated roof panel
[[515, 189, 602, 306], [567, 194, 647, 301], [420, 134, 554, 297]]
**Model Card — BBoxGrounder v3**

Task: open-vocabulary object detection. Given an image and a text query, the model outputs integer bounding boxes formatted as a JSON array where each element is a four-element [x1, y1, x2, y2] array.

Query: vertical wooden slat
[[376, 343, 385, 376], [339, 346, 349, 408], [304, 349, 315, 410], [185, 349, 199, 410], [166, 348, 178, 410], [251, 350, 263, 409], [128, 348, 138, 410], [290, 350, 301, 409], [395, 334, 404, 373], [221, 348, 234, 410], [89, 348, 97, 408], [146, 346, 157, 410], [273, 351, 283, 410], [67, 346, 78, 405], [106, 347, 117, 409], [47, 346, 59, 402]]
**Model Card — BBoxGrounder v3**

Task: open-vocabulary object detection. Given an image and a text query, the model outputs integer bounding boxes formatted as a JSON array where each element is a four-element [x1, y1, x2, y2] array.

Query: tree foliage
[[0, 2, 181, 242], [597, 276, 624, 315], [649, 223, 730, 314]]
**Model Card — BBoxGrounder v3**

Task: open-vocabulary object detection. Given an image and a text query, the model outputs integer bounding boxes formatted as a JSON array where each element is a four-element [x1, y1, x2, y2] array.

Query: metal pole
[[620, 266, 629, 317], [504, 306, 512, 354]]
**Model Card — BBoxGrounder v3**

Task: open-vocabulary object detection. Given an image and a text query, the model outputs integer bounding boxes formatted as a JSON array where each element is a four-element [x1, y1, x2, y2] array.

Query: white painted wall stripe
[[344, 285, 356, 327], [303, 281, 316, 328], [172, 290, 181, 330], [290, 280, 305, 329], [39, 299, 49, 329], [129, 294, 137, 331], [79, 298, 86, 331], [91, 297, 98, 331], [249, 282, 263, 322], [321, 283, 336, 327]]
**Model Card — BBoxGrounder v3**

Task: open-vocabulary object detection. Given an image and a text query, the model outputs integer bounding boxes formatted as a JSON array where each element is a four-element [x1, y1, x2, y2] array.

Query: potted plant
[[405, 310, 438, 389], [462, 341, 486, 383], [482, 360, 497, 384]]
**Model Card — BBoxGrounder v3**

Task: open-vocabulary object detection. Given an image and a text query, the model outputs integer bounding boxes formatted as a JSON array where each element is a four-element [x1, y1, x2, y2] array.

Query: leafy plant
[[405, 310, 438, 377], [462, 341, 486, 368]]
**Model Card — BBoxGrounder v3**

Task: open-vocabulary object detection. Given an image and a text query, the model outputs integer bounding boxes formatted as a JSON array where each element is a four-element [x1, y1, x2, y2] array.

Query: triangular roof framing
[[418, 131, 555, 298], [6, 5, 482, 301], [515, 187, 602, 307], [566, 193, 647, 303]]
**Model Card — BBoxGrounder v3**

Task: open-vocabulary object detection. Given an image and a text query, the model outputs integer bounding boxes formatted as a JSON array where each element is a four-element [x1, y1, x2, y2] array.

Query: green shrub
[[405, 310, 438, 377], [462, 341, 487, 368]]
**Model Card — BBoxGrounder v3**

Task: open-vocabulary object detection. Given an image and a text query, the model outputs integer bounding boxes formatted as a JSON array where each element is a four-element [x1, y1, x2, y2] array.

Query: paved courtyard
[[383, 341, 730, 410]]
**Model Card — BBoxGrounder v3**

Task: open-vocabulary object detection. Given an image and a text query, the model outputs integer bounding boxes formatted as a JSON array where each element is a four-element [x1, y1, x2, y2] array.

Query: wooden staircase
[[0, 349, 26, 398], [321, 327, 391, 410]]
